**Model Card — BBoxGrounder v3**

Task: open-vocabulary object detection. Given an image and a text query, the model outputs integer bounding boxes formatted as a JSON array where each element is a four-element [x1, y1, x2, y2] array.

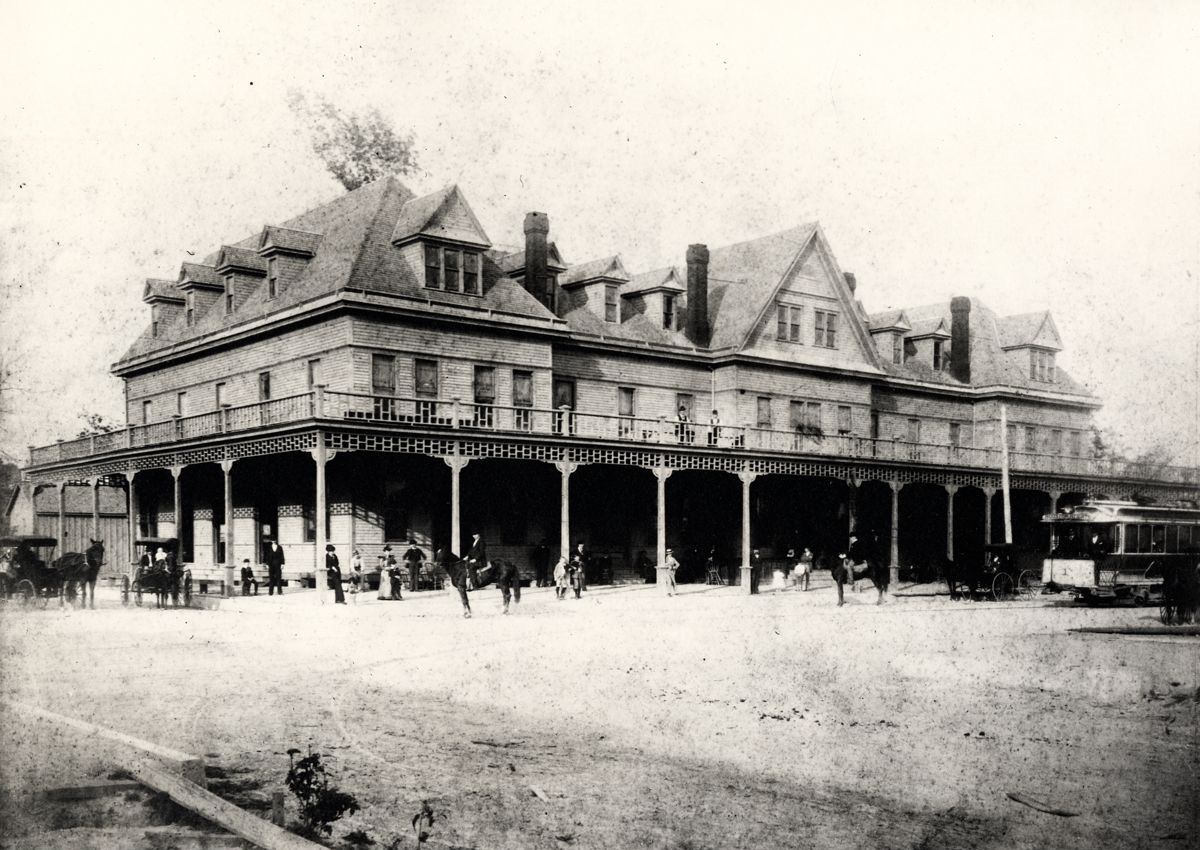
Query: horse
[[436, 549, 503, 618], [53, 540, 105, 609], [832, 556, 890, 606], [940, 556, 980, 601]]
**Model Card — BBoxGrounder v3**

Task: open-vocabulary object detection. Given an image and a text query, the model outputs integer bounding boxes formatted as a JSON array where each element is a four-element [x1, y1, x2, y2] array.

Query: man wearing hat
[[325, 544, 345, 604], [264, 539, 285, 596], [663, 548, 680, 596]]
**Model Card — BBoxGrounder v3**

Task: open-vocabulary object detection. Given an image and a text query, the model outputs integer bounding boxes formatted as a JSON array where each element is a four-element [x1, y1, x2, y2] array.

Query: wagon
[[0, 535, 61, 607], [980, 544, 1037, 602], [123, 537, 191, 607]]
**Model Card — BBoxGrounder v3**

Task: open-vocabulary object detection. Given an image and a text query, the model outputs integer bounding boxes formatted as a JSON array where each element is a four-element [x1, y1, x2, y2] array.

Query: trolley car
[[1041, 500, 1200, 607]]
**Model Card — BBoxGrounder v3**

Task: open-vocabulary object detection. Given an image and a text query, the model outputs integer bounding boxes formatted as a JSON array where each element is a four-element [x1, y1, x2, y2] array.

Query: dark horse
[[941, 556, 980, 601], [54, 539, 105, 609], [832, 556, 890, 605], [436, 550, 519, 617]]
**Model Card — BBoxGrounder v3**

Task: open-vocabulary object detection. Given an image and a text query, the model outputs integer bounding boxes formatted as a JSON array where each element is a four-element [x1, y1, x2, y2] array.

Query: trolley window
[[1123, 523, 1141, 554], [1166, 525, 1179, 553]]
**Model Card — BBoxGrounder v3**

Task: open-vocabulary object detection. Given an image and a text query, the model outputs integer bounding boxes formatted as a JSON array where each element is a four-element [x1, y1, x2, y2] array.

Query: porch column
[[56, 481, 67, 559], [982, 486, 995, 547], [310, 434, 328, 603], [555, 461, 577, 560], [888, 480, 901, 586], [125, 470, 137, 573], [739, 470, 758, 594], [945, 484, 958, 561], [1047, 490, 1061, 552], [442, 452, 472, 556], [845, 477, 858, 535], [653, 467, 672, 592], [90, 477, 101, 542], [220, 460, 235, 597], [171, 466, 183, 545]]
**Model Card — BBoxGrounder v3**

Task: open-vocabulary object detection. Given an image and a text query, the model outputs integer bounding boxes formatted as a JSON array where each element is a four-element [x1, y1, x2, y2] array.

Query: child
[[553, 556, 568, 600], [348, 555, 362, 603]]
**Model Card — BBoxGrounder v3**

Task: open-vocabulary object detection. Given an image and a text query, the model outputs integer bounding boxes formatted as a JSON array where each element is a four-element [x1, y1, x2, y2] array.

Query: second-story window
[[177, 391, 187, 417], [892, 333, 902, 364], [415, 359, 438, 421], [907, 418, 921, 443], [215, 382, 226, 408], [185, 292, 195, 327], [267, 257, 278, 299], [949, 422, 962, 447], [1006, 424, 1017, 451], [776, 304, 801, 342], [513, 370, 533, 430], [837, 405, 852, 435], [224, 274, 234, 314], [605, 285, 619, 323], [933, 339, 945, 371], [258, 371, 271, 401], [663, 294, 676, 330], [618, 386, 635, 438], [814, 310, 838, 348], [756, 396, 772, 428], [1024, 425, 1036, 453], [307, 359, 321, 389], [1069, 430, 1081, 456], [142, 399, 153, 424], [1050, 429, 1062, 454]]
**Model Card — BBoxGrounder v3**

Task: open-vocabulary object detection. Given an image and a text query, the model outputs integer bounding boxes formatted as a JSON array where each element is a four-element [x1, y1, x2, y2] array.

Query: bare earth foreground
[[1, 579, 1197, 850]]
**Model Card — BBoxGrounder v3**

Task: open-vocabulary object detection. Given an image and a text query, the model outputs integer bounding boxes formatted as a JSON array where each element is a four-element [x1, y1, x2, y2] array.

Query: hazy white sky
[[2, 0, 1197, 464]]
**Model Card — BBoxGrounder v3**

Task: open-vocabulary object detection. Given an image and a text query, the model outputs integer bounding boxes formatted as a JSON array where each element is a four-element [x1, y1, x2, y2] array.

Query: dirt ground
[[1, 576, 1197, 850]]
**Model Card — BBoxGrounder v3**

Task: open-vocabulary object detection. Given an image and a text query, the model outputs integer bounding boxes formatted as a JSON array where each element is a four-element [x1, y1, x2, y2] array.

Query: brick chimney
[[950, 296, 971, 383], [524, 212, 552, 311], [685, 244, 710, 347]]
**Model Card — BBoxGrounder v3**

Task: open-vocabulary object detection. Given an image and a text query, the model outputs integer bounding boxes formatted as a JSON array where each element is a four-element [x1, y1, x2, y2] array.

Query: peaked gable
[[390, 185, 491, 248], [561, 255, 630, 287]]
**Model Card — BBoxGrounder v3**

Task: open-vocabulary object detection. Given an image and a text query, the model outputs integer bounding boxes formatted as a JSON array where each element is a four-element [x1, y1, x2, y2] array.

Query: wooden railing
[[28, 389, 1200, 486]]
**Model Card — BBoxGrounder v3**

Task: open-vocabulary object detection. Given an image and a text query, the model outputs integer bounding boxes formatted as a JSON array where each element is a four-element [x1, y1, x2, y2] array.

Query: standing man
[[750, 548, 763, 594], [403, 538, 425, 593], [663, 548, 680, 596], [531, 540, 550, 588], [264, 539, 285, 596], [574, 542, 589, 591], [708, 409, 722, 447], [466, 533, 487, 589]]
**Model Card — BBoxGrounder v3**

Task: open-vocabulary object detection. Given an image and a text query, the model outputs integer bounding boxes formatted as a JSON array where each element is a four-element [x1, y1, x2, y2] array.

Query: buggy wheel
[[992, 572, 1014, 602], [134, 581, 143, 607], [1159, 602, 1175, 626], [121, 575, 131, 606], [1017, 570, 1040, 599], [16, 579, 35, 608]]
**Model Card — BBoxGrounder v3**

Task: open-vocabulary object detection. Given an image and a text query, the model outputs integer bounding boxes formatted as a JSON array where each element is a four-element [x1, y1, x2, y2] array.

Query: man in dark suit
[[465, 533, 487, 589], [403, 539, 425, 593], [264, 540, 285, 595], [531, 540, 550, 587], [574, 542, 589, 591]]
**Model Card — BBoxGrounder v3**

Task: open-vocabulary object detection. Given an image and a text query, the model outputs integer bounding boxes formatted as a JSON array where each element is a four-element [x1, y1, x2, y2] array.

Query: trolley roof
[[1042, 499, 1200, 525], [0, 535, 58, 548]]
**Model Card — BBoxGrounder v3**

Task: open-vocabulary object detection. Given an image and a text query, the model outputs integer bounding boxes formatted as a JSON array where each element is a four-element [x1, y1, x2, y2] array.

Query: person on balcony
[[708, 410, 722, 447], [676, 406, 695, 444], [264, 539, 285, 596]]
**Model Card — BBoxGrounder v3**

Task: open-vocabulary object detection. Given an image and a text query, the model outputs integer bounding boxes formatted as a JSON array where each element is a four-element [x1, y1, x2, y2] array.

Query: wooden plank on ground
[[45, 780, 143, 801]]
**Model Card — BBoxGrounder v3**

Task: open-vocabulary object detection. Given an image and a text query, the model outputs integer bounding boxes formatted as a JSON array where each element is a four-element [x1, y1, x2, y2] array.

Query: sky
[[1, 0, 1198, 466]]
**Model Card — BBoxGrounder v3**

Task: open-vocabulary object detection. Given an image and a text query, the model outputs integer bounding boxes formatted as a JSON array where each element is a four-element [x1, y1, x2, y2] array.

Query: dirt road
[[2, 581, 1197, 849]]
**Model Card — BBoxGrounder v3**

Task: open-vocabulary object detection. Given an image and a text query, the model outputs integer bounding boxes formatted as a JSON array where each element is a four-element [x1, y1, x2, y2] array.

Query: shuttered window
[[371, 354, 395, 394], [473, 366, 496, 403], [415, 359, 438, 397], [512, 371, 533, 407]]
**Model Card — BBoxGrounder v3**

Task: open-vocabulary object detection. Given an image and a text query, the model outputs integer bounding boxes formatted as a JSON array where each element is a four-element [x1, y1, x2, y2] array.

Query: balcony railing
[[28, 389, 1200, 486]]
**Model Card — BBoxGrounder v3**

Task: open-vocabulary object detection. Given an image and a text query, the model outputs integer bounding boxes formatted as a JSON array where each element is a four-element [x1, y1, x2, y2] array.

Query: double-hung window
[[414, 359, 438, 422], [513, 370, 533, 430], [605, 285, 619, 323], [814, 310, 837, 348], [776, 303, 802, 342], [473, 366, 496, 428], [618, 387, 635, 438], [662, 295, 676, 330], [424, 245, 482, 295]]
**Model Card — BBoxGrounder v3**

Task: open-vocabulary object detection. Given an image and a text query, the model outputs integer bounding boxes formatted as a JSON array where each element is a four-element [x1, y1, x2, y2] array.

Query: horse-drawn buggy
[[944, 544, 1040, 602], [123, 537, 191, 608], [0, 535, 107, 608]]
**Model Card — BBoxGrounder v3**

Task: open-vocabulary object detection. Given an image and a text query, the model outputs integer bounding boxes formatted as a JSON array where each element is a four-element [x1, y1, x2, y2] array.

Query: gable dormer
[[392, 185, 493, 297], [998, 311, 1062, 383], [906, 317, 952, 372], [621, 267, 686, 330], [560, 255, 630, 323], [215, 246, 268, 316], [868, 309, 912, 365], [177, 262, 223, 328], [142, 278, 185, 340], [258, 225, 321, 301]]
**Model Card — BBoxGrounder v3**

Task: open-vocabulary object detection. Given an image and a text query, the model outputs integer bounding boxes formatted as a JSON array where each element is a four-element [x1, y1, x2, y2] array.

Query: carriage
[[0, 535, 62, 607], [122, 537, 192, 607]]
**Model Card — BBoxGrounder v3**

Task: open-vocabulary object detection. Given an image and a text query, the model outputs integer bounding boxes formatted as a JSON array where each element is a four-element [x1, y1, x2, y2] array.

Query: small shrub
[[285, 747, 360, 837]]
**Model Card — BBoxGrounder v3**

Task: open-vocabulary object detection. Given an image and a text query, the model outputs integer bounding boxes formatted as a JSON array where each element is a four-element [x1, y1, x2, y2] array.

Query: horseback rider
[[465, 533, 487, 589]]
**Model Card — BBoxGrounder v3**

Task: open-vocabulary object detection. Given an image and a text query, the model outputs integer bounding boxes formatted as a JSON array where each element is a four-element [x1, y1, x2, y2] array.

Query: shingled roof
[[623, 266, 685, 296], [560, 255, 629, 287]]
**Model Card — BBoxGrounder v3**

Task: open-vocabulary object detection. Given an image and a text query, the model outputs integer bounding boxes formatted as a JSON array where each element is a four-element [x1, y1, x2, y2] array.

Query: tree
[[288, 92, 419, 191], [76, 413, 120, 438]]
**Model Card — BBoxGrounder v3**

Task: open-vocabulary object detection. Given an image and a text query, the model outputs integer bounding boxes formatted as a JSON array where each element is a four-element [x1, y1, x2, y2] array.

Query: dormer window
[[267, 257, 278, 299], [150, 305, 160, 338], [224, 274, 234, 314], [663, 294, 676, 330], [185, 292, 195, 327], [1030, 349, 1056, 382], [933, 339, 945, 371], [424, 245, 482, 295], [892, 332, 902, 364], [604, 285, 619, 323]]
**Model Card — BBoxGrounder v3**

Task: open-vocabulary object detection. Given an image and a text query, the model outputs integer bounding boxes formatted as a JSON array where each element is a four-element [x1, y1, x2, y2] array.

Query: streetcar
[[1040, 499, 1200, 605]]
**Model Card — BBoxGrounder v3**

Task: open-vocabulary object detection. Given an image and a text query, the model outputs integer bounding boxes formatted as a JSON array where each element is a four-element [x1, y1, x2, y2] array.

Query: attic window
[[267, 257, 278, 299], [185, 292, 195, 327], [604, 285, 619, 323], [151, 305, 160, 339], [663, 294, 676, 330], [776, 303, 801, 342], [814, 310, 838, 348], [424, 245, 482, 296], [1030, 349, 1056, 382], [892, 332, 902, 364], [224, 274, 234, 314], [933, 339, 945, 371]]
